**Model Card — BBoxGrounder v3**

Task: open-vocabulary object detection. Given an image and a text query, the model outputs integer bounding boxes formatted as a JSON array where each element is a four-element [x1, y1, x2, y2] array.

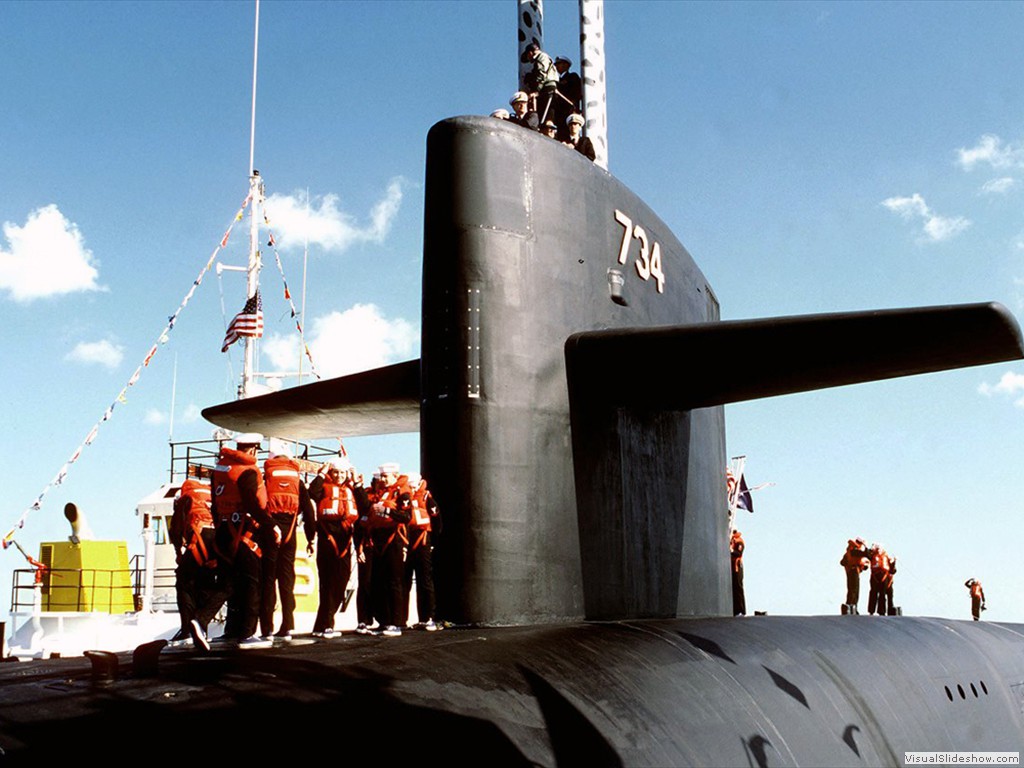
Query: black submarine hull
[[1, 616, 1021, 763]]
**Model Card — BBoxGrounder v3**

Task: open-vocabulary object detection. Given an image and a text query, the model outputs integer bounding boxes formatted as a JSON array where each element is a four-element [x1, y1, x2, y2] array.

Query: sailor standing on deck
[[509, 91, 539, 131], [170, 477, 226, 643], [401, 473, 440, 631], [966, 578, 986, 620], [840, 537, 870, 614], [867, 544, 893, 616], [562, 113, 596, 161], [201, 432, 279, 649], [307, 458, 365, 638], [730, 529, 746, 616], [369, 463, 412, 636], [523, 42, 559, 125], [260, 446, 314, 640]]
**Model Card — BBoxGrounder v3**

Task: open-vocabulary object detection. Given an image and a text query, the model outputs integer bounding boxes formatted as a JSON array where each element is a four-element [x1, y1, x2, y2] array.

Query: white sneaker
[[238, 635, 272, 649], [382, 625, 402, 637], [355, 623, 371, 635], [189, 619, 211, 652], [424, 619, 437, 632]]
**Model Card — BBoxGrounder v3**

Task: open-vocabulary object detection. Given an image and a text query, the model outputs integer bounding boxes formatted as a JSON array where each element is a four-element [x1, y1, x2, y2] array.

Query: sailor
[[401, 473, 440, 631], [867, 544, 892, 617], [368, 463, 412, 636], [883, 552, 897, 615], [730, 529, 745, 616], [260, 446, 314, 640], [509, 91, 539, 131], [354, 472, 381, 634], [562, 113, 596, 161], [196, 432, 278, 650], [965, 578, 986, 620], [307, 457, 365, 638], [839, 537, 870, 613], [490, 108, 510, 120], [541, 119, 559, 140], [169, 477, 226, 643], [553, 55, 582, 138], [523, 42, 559, 125]]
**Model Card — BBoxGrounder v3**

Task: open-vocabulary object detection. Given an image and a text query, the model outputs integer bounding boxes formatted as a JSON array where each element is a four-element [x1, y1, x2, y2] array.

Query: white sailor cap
[[235, 432, 263, 446], [330, 457, 352, 472], [379, 462, 400, 475], [490, 108, 510, 119], [510, 91, 529, 105], [567, 113, 585, 127]]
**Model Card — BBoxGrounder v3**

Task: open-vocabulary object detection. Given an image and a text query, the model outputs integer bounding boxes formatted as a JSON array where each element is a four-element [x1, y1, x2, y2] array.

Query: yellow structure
[[39, 541, 135, 613]]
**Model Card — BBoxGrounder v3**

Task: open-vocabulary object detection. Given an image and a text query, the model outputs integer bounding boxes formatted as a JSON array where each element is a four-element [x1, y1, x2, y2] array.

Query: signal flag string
[[261, 209, 322, 382], [2, 189, 254, 552]]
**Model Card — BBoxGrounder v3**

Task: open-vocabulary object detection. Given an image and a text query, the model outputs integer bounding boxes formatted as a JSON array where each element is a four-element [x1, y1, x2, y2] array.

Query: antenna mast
[[242, 0, 262, 399]]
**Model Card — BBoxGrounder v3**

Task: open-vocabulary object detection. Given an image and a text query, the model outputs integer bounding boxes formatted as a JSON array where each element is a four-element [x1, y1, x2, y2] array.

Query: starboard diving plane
[[3, 7, 1024, 768]]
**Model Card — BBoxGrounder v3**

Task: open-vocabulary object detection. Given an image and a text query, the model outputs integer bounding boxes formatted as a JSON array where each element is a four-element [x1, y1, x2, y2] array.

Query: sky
[[2, 0, 1023, 628]]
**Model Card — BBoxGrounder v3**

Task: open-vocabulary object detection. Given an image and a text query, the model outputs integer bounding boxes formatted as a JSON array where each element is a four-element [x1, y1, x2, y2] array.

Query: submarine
[[1, 4, 1023, 765]]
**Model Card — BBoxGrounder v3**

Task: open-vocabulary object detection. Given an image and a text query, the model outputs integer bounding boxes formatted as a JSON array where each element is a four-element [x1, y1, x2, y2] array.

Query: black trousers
[[260, 513, 298, 635], [176, 528, 228, 632], [313, 529, 353, 633], [218, 524, 261, 639], [402, 533, 435, 625]]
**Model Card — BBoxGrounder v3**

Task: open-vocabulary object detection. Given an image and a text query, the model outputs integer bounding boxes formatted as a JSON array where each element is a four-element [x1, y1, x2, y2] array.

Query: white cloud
[[182, 403, 203, 422], [957, 134, 1024, 171], [264, 179, 404, 254], [0, 204, 102, 302], [144, 408, 167, 425], [980, 177, 1016, 195], [978, 371, 1024, 407], [263, 303, 417, 378], [65, 339, 124, 369], [881, 193, 970, 242]]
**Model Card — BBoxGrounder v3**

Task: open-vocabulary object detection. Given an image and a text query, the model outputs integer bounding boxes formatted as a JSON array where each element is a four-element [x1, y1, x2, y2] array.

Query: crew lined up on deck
[[170, 433, 441, 649], [490, 45, 596, 162]]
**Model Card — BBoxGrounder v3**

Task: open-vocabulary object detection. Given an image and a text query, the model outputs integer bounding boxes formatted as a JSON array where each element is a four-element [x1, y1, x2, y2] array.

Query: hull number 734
[[614, 209, 666, 294]]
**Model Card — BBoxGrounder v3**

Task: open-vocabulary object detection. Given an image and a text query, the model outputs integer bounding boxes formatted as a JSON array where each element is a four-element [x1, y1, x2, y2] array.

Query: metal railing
[[10, 561, 177, 614]]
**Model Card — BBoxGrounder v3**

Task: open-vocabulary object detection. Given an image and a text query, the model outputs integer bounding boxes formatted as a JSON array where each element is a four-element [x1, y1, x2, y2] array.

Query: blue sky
[[2, 0, 1023, 624]]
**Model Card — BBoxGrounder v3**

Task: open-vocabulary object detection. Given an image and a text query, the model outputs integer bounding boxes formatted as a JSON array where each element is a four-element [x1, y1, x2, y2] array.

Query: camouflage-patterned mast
[[518, 0, 543, 92], [579, 0, 608, 169]]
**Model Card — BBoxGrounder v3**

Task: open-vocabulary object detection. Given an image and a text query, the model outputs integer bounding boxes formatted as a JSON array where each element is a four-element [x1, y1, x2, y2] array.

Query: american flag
[[221, 291, 264, 352]]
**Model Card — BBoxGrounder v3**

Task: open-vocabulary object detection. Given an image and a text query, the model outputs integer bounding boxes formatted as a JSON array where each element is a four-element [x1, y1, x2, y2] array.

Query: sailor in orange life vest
[[730, 529, 745, 617], [867, 544, 896, 616], [194, 432, 279, 650], [965, 578, 986, 620], [306, 457, 367, 638], [399, 473, 440, 631], [367, 463, 412, 636], [840, 537, 870, 613], [169, 477, 227, 643], [260, 446, 315, 640]]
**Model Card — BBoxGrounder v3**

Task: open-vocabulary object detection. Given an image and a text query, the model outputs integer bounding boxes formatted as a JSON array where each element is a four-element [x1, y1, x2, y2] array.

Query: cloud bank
[[265, 179, 404, 254], [0, 205, 102, 302], [978, 371, 1024, 407], [881, 193, 970, 242], [262, 303, 417, 379], [65, 339, 124, 369]]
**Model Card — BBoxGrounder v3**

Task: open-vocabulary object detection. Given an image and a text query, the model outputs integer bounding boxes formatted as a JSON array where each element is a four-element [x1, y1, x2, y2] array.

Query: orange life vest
[[213, 447, 268, 557], [264, 456, 301, 515], [842, 541, 869, 572], [730, 531, 744, 572], [970, 581, 984, 600], [368, 477, 410, 552], [265, 455, 303, 543], [317, 481, 358, 525], [178, 479, 214, 564], [317, 480, 358, 557]]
